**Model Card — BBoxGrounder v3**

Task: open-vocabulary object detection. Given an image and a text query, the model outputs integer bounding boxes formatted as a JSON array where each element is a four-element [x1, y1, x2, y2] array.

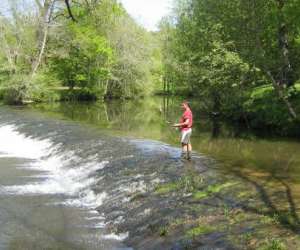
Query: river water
[[0, 97, 299, 249]]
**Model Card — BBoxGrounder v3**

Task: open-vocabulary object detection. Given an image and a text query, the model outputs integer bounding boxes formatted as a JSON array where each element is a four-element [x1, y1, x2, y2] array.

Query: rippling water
[[0, 108, 133, 249], [0, 97, 300, 250]]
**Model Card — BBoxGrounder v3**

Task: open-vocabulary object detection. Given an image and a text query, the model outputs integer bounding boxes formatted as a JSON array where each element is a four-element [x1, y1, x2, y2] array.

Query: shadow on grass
[[230, 170, 300, 234]]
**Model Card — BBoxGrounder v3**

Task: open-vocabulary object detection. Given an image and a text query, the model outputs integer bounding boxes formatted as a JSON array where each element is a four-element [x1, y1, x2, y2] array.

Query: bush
[[3, 87, 24, 105], [28, 69, 61, 102], [59, 88, 98, 101], [243, 84, 300, 137], [1, 74, 28, 105]]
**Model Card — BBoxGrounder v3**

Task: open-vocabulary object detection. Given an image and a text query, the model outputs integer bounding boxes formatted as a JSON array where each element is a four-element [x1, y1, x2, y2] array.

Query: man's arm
[[173, 119, 190, 127]]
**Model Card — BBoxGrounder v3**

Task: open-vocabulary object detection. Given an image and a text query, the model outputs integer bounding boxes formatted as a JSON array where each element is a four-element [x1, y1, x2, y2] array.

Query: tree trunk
[[277, 0, 293, 87], [254, 1, 298, 120], [266, 70, 297, 119], [31, 0, 55, 76], [65, 0, 77, 21], [104, 79, 109, 98], [261, 0, 297, 119]]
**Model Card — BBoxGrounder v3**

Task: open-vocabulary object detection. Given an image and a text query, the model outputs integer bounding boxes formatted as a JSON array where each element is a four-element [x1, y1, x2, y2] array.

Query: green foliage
[[0, 0, 160, 103], [158, 0, 300, 135], [28, 68, 61, 102], [159, 1, 256, 116], [105, 11, 156, 99], [1, 0, 299, 137], [59, 88, 98, 102], [0, 4, 41, 103], [1, 74, 29, 104], [49, 9, 113, 99], [244, 84, 300, 136]]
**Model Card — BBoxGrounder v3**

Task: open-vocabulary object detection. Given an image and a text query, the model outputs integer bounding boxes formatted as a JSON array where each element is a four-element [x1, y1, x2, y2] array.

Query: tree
[[161, 0, 299, 120], [0, 0, 55, 103], [49, 19, 113, 98], [32, 0, 55, 76], [0, 0, 160, 102]]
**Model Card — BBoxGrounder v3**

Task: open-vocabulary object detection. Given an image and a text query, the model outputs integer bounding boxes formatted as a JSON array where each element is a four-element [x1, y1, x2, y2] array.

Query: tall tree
[[162, 0, 299, 119], [32, 0, 55, 76]]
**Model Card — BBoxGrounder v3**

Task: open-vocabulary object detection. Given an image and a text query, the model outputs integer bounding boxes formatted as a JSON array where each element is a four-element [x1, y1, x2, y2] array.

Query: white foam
[[85, 216, 105, 221], [19, 175, 51, 179], [62, 191, 107, 209], [3, 159, 107, 197], [119, 180, 147, 194], [90, 222, 106, 229], [88, 210, 100, 215], [0, 124, 134, 243], [0, 124, 109, 227], [102, 232, 129, 241], [0, 125, 51, 159]]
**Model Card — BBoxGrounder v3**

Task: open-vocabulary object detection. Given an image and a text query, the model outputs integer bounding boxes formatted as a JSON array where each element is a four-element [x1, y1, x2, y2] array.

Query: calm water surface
[[30, 97, 300, 182]]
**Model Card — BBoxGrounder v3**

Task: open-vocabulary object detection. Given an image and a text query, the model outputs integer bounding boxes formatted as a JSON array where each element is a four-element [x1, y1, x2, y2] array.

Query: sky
[[119, 0, 172, 31], [0, 0, 172, 31]]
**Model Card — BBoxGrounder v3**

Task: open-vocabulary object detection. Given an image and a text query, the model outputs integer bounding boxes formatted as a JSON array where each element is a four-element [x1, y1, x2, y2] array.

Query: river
[[0, 97, 299, 249]]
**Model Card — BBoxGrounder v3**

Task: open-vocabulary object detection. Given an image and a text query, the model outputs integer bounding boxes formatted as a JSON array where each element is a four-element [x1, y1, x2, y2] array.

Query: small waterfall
[[0, 123, 129, 243]]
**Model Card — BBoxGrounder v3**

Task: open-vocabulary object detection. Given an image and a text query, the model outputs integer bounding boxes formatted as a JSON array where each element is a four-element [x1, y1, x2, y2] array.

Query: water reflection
[[29, 97, 300, 181], [28, 98, 300, 197]]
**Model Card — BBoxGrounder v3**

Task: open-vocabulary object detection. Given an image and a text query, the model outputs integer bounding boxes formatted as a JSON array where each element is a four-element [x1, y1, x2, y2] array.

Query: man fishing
[[173, 101, 193, 160]]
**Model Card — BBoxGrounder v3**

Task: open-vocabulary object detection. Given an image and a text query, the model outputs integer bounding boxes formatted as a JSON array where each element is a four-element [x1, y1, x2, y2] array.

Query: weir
[[0, 111, 131, 249]]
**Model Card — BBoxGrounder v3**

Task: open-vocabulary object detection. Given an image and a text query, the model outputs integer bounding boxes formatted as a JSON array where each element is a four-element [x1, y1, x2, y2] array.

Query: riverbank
[[2, 82, 299, 138]]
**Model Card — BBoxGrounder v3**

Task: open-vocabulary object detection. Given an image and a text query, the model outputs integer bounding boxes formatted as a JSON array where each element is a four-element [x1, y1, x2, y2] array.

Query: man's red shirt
[[180, 108, 193, 131]]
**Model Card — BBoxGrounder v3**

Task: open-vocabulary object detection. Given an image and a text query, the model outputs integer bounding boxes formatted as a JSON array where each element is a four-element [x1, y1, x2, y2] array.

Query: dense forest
[[0, 0, 161, 102], [0, 0, 299, 136], [159, 0, 300, 136]]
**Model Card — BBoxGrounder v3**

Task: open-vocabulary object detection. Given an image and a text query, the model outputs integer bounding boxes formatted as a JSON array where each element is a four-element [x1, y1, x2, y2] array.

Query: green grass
[[155, 179, 237, 198], [193, 181, 237, 200], [258, 239, 287, 250], [230, 212, 248, 224], [155, 182, 179, 194], [159, 226, 169, 237], [186, 225, 215, 238], [155, 173, 204, 195]]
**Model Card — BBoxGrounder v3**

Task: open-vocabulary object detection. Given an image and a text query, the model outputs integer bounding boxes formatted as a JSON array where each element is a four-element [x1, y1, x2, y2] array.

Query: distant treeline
[[0, 0, 162, 103]]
